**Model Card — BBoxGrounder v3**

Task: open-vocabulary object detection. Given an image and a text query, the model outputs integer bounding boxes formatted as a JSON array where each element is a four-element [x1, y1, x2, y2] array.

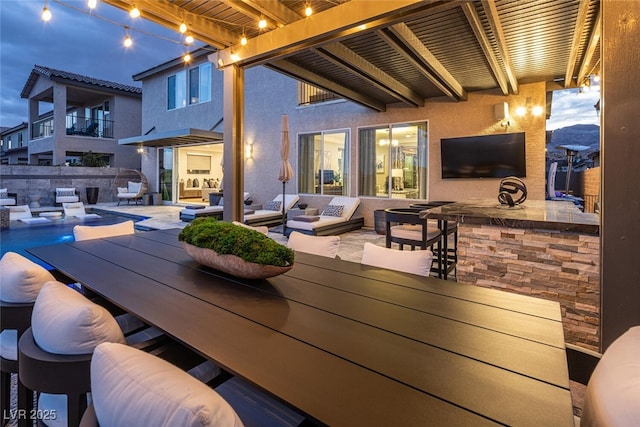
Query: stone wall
[[0, 165, 141, 206], [457, 223, 600, 350]]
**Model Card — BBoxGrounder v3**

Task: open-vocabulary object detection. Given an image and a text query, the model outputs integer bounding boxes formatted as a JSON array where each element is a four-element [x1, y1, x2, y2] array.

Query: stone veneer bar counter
[[424, 199, 600, 350]]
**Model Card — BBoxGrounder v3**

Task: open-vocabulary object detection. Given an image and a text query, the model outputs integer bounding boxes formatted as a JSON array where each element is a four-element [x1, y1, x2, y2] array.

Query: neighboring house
[[19, 65, 143, 168], [0, 122, 29, 164], [123, 47, 548, 219]]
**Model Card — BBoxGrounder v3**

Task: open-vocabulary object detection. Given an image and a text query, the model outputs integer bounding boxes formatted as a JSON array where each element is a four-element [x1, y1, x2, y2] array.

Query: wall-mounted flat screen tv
[[441, 132, 526, 179]]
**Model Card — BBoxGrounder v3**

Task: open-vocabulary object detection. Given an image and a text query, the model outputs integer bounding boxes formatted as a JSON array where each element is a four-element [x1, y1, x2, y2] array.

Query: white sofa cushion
[[127, 181, 142, 193], [361, 242, 433, 277], [91, 342, 243, 427], [286, 216, 346, 231], [582, 326, 640, 427], [0, 251, 56, 302], [31, 281, 126, 355], [287, 231, 340, 258], [73, 220, 135, 241]]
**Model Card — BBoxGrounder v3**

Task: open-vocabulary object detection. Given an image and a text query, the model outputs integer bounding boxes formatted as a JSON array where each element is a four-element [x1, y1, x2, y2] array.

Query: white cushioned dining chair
[[73, 220, 135, 241], [19, 281, 167, 427], [81, 342, 306, 427], [361, 242, 433, 277], [1, 252, 56, 423], [578, 326, 640, 427], [287, 230, 340, 258]]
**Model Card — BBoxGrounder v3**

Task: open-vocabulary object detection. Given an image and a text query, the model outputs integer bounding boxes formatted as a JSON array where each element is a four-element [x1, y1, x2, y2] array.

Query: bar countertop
[[422, 199, 599, 235]]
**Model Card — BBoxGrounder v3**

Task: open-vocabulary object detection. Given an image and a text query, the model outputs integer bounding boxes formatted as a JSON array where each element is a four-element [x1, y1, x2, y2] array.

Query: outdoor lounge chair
[[113, 169, 148, 206], [8, 205, 51, 224], [55, 187, 79, 205], [0, 189, 17, 206], [285, 196, 363, 236], [179, 192, 251, 222], [244, 194, 300, 227], [63, 202, 102, 219]]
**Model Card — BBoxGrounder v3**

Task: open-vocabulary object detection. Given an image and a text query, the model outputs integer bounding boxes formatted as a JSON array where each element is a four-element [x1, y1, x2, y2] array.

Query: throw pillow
[[91, 342, 243, 427], [31, 281, 126, 355], [193, 178, 199, 188], [265, 200, 282, 211], [117, 187, 128, 194], [127, 181, 142, 193], [0, 252, 56, 303], [321, 204, 344, 217], [56, 189, 76, 197]]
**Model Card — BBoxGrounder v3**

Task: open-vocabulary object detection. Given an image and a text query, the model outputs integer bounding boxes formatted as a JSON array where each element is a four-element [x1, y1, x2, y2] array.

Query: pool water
[[0, 209, 150, 268]]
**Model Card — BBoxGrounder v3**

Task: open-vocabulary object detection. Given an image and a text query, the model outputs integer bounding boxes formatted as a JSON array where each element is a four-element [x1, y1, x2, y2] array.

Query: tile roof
[[21, 65, 141, 98]]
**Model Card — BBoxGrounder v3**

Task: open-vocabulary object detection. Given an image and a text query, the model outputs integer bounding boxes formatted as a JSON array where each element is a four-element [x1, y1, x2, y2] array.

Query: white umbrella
[[279, 115, 294, 232]]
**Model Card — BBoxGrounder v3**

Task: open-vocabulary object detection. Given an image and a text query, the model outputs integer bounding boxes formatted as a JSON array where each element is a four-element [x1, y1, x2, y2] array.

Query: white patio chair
[[287, 231, 340, 258], [361, 242, 432, 277]]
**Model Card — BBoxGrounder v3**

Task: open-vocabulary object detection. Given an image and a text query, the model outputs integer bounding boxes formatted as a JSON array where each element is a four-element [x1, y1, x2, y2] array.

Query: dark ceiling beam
[[314, 43, 424, 107], [266, 59, 386, 112], [460, 2, 509, 96], [217, 0, 442, 68], [380, 23, 466, 101], [102, 0, 238, 48], [481, 0, 519, 94], [576, 10, 602, 87]]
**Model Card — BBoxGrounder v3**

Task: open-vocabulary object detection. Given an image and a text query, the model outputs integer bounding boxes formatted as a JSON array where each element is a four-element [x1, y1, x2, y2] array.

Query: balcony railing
[[298, 82, 341, 105], [66, 117, 114, 138], [31, 116, 114, 139]]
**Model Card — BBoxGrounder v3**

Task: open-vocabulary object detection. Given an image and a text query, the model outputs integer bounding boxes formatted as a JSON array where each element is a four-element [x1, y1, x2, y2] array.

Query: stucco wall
[[242, 67, 547, 226]]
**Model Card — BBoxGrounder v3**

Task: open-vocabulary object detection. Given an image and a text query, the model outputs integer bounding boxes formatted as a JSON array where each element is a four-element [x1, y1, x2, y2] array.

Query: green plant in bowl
[[179, 218, 294, 278]]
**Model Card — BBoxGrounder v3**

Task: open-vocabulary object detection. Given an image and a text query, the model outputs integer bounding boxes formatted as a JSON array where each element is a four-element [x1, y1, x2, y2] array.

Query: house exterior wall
[[137, 61, 547, 228], [21, 72, 142, 169], [241, 67, 546, 227]]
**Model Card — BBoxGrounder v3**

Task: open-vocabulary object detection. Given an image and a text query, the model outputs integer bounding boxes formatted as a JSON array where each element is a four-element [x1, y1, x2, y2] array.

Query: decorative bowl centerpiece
[[178, 218, 294, 279]]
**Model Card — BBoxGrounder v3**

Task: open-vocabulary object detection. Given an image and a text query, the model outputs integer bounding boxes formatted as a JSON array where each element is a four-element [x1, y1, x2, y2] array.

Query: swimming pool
[[0, 209, 150, 268]]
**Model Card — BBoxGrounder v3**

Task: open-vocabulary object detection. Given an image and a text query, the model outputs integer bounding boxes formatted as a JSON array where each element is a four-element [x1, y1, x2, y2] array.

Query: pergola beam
[[380, 23, 466, 101], [481, 0, 519, 94], [564, 0, 592, 88]]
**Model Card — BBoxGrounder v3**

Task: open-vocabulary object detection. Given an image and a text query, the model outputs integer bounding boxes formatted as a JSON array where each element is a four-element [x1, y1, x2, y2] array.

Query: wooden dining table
[[27, 228, 574, 427]]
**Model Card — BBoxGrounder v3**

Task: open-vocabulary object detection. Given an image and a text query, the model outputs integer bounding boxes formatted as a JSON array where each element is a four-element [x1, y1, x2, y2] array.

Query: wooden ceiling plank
[[563, 0, 591, 88], [576, 10, 601, 86], [481, 0, 519, 94], [315, 43, 424, 107], [460, 2, 509, 96]]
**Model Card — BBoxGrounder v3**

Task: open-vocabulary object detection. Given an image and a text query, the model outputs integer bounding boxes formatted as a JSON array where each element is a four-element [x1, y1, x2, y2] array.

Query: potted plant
[[178, 218, 295, 279]]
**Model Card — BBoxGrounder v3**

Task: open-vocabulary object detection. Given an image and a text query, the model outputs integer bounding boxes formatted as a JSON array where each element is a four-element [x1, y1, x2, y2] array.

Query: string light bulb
[[179, 22, 187, 33], [129, 7, 140, 18], [42, 4, 52, 21], [183, 53, 191, 62], [258, 18, 267, 29], [123, 27, 133, 47], [87, 0, 97, 9], [305, 6, 313, 17], [240, 35, 247, 46], [185, 35, 194, 45]]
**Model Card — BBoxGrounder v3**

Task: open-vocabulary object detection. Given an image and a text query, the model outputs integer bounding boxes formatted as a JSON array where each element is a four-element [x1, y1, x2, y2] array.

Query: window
[[298, 130, 350, 196], [168, 70, 186, 110], [169, 63, 211, 109], [358, 122, 428, 200]]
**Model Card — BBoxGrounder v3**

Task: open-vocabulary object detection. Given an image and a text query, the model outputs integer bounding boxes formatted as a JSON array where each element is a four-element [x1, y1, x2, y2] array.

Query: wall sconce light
[[137, 146, 148, 155], [515, 97, 543, 117], [494, 102, 511, 128], [245, 142, 253, 159]]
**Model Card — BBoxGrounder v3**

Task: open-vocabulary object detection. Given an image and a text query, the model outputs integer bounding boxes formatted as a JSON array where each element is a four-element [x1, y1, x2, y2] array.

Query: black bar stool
[[410, 202, 458, 280], [384, 208, 442, 276]]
